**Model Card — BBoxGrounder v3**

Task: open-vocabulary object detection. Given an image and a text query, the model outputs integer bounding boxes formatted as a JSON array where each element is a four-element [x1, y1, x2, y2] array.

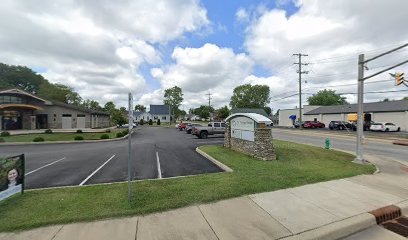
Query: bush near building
[[33, 137, 44, 142], [100, 134, 109, 139], [74, 136, 84, 141]]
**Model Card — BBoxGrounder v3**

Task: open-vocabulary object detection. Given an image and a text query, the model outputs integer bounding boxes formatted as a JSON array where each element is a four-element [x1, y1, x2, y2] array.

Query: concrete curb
[[0, 131, 136, 146], [279, 213, 376, 240], [195, 147, 233, 172], [396, 200, 408, 216]]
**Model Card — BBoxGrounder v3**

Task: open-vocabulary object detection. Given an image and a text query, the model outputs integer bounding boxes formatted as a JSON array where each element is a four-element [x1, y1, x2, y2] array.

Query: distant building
[[0, 89, 111, 130], [278, 100, 408, 131], [133, 104, 171, 123]]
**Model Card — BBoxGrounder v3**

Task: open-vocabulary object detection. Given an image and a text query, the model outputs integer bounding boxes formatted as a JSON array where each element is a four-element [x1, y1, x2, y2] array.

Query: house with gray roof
[[133, 104, 171, 123]]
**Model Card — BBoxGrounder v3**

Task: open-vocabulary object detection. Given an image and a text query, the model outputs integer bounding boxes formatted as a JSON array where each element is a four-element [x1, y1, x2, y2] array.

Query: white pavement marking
[[156, 151, 162, 179], [25, 157, 66, 176], [79, 155, 116, 186]]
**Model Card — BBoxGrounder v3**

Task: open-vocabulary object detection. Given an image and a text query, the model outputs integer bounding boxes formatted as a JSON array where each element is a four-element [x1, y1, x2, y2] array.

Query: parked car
[[303, 121, 325, 128], [193, 122, 225, 139], [178, 122, 188, 131], [329, 121, 352, 130], [351, 121, 373, 131], [370, 122, 400, 132], [294, 121, 308, 128], [186, 123, 202, 134], [118, 123, 137, 128]]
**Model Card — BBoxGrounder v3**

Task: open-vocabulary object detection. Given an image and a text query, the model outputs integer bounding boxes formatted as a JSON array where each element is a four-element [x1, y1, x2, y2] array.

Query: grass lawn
[[0, 140, 375, 232], [0, 129, 124, 143]]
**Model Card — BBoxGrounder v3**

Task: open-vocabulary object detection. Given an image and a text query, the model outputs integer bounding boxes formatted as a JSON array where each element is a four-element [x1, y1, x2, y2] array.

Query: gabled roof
[[304, 100, 408, 115], [133, 111, 147, 117], [0, 88, 50, 103], [231, 108, 268, 117], [149, 105, 170, 115], [52, 101, 110, 116]]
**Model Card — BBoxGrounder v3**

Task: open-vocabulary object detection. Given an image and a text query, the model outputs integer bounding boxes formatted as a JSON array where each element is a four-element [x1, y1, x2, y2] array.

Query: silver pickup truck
[[193, 122, 225, 139]]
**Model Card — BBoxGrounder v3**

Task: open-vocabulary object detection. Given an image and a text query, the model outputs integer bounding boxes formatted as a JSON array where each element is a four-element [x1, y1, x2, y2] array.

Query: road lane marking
[[156, 151, 162, 179], [25, 157, 66, 176], [79, 155, 116, 186]]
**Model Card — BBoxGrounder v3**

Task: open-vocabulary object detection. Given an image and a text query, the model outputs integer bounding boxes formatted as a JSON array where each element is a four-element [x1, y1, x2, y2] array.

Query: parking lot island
[[224, 113, 276, 160]]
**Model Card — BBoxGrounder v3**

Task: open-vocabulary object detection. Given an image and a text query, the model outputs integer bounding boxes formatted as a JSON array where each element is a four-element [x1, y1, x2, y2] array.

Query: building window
[[0, 95, 23, 104], [77, 114, 86, 117], [162, 116, 166, 120], [62, 114, 72, 117]]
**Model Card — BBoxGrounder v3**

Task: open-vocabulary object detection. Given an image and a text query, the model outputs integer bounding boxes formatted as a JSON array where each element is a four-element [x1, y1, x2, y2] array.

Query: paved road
[[0, 127, 224, 189], [272, 128, 408, 163]]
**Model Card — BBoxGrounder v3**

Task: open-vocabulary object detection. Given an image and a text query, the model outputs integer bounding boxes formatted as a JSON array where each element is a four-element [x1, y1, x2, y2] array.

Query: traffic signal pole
[[354, 43, 408, 164]]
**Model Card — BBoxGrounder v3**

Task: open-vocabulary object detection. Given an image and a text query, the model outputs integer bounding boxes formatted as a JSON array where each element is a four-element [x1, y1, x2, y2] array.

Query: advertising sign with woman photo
[[0, 154, 25, 201]]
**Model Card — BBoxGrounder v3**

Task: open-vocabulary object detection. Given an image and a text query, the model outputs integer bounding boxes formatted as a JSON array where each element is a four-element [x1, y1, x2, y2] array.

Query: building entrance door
[[62, 114, 72, 129]]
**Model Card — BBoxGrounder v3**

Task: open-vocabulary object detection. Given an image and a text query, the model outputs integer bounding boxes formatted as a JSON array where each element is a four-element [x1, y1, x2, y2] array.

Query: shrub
[[33, 137, 45, 142], [122, 129, 129, 135], [139, 119, 144, 125], [105, 129, 111, 133], [0, 138, 4, 143], [0, 131, 10, 137], [74, 136, 84, 141], [100, 134, 109, 139], [157, 119, 161, 125], [148, 119, 153, 125], [116, 132, 124, 138], [44, 129, 53, 134], [76, 129, 83, 133]]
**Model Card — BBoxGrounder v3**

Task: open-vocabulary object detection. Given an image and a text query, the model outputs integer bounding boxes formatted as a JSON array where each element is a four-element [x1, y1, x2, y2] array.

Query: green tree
[[38, 83, 82, 105], [216, 106, 230, 119], [194, 105, 214, 119], [229, 84, 270, 109], [134, 104, 146, 112], [82, 99, 102, 110], [163, 86, 184, 120], [103, 101, 116, 113], [307, 89, 348, 106], [0, 63, 45, 93], [402, 97, 408, 100], [264, 106, 272, 116]]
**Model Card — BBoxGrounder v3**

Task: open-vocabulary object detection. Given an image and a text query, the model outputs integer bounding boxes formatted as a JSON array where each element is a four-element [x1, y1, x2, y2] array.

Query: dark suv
[[351, 121, 374, 131], [329, 121, 352, 130]]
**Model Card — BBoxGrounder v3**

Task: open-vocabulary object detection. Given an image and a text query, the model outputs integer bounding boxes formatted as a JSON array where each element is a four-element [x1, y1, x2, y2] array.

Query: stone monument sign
[[224, 113, 276, 160]]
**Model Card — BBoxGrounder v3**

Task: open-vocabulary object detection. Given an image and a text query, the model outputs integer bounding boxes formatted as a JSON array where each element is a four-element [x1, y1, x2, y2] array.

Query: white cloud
[[144, 43, 253, 108], [243, 0, 408, 110], [0, 0, 209, 107]]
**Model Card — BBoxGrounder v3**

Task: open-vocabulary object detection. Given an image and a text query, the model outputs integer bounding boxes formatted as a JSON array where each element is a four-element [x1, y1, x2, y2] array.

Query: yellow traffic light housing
[[395, 72, 405, 86]]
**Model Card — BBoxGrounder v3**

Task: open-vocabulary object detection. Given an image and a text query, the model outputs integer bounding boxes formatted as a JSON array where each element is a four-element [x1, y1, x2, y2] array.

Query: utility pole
[[354, 43, 408, 164], [127, 92, 133, 203], [206, 92, 212, 107], [293, 53, 309, 127]]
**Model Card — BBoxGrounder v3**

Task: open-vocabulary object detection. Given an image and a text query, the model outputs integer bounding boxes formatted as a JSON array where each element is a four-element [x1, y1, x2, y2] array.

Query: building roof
[[225, 113, 272, 124], [0, 88, 110, 116], [133, 111, 146, 117], [149, 105, 170, 115], [304, 100, 408, 115], [231, 108, 268, 117], [52, 101, 110, 116]]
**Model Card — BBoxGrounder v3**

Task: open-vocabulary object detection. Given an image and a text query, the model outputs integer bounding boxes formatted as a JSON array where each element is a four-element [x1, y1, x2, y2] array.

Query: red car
[[303, 121, 325, 128], [178, 122, 188, 131]]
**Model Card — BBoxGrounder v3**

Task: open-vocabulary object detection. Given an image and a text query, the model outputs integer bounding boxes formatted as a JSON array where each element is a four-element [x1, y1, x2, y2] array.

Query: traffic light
[[395, 72, 404, 86]]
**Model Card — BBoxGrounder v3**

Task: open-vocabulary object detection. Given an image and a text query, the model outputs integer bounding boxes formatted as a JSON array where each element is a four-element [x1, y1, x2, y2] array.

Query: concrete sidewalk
[[1, 157, 408, 240]]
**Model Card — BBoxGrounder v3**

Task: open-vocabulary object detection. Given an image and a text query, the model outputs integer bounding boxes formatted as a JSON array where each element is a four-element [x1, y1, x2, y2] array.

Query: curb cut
[[0, 130, 136, 146], [280, 213, 376, 240], [195, 147, 233, 172]]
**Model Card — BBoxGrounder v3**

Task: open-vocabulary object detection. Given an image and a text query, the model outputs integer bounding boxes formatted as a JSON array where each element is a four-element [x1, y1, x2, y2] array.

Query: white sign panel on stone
[[230, 116, 255, 142]]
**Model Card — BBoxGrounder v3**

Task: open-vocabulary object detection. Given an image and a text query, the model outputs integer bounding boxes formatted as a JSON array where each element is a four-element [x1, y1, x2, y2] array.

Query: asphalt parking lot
[[0, 127, 225, 190]]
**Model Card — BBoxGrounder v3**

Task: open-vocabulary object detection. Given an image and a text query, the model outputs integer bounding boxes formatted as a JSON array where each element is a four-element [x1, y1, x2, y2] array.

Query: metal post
[[354, 54, 366, 164], [127, 93, 133, 203], [298, 54, 302, 126]]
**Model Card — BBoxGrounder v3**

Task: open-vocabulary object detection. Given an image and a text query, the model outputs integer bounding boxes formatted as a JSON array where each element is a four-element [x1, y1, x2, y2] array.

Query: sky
[[1, 0, 408, 112]]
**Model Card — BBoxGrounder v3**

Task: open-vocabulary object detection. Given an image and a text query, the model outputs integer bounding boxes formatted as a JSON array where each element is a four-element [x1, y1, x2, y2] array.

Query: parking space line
[[156, 151, 162, 179], [79, 154, 116, 186], [25, 157, 66, 176]]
